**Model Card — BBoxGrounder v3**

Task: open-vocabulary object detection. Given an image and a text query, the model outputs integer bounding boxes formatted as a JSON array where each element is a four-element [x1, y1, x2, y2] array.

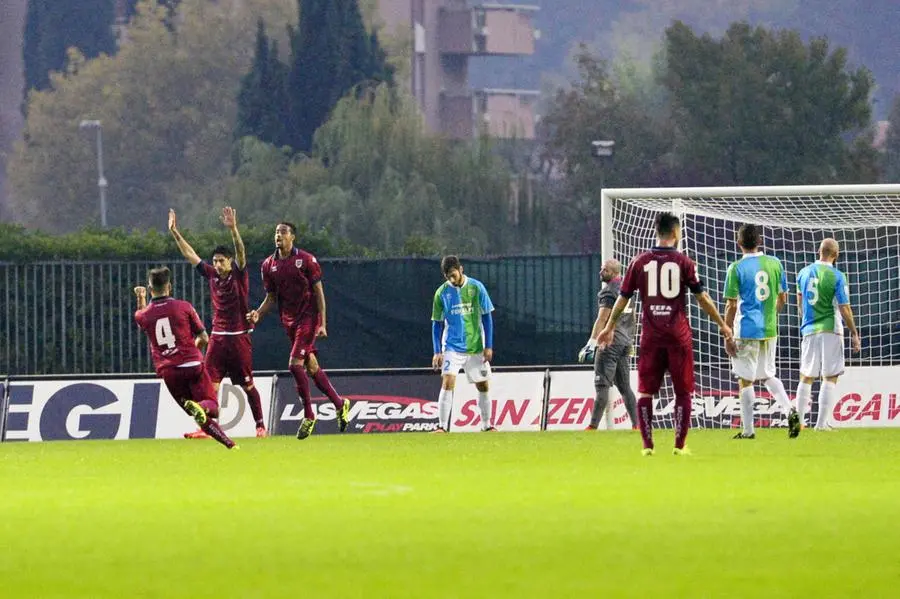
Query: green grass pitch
[[2, 429, 899, 598]]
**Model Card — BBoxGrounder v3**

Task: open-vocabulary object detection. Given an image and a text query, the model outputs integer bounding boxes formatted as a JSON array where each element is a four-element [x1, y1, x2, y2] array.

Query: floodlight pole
[[79, 119, 108, 228]]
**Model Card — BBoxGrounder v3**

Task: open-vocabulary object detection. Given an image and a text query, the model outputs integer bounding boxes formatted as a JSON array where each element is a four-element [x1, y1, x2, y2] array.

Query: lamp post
[[79, 119, 108, 228]]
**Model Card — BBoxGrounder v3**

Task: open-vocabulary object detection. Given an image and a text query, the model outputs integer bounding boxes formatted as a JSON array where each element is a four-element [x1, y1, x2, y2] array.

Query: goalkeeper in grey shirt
[[578, 259, 638, 429]]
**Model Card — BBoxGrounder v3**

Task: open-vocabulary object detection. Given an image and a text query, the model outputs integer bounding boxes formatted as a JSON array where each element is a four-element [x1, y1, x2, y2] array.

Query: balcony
[[440, 88, 539, 140], [439, 4, 538, 56]]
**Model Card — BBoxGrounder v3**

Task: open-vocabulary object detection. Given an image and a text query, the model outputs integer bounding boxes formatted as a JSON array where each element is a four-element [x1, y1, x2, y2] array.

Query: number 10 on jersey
[[643, 260, 680, 298]]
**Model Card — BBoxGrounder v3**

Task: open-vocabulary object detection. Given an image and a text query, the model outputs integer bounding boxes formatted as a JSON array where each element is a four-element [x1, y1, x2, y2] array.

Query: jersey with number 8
[[135, 297, 206, 373], [620, 246, 704, 345], [723, 252, 787, 339]]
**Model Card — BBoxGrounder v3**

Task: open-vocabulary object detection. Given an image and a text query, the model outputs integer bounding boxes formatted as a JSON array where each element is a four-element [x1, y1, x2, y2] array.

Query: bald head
[[819, 238, 839, 262], [600, 259, 622, 282]]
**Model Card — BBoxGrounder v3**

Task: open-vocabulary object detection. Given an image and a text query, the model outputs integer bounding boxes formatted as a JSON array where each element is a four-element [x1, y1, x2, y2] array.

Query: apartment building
[[378, 0, 539, 139]]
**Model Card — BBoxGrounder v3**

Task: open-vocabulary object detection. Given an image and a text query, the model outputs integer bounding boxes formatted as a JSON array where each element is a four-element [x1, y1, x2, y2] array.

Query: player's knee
[[738, 378, 753, 389], [289, 357, 304, 368], [825, 376, 839, 384], [442, 376, 456, 391], [475, 382, 489, 393], [800, 375, 814, 384], [243, 382, 255, 391]]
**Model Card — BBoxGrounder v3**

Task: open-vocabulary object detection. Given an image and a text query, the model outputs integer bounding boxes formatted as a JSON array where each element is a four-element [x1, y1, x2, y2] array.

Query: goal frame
[[600, 184, 900, 260]]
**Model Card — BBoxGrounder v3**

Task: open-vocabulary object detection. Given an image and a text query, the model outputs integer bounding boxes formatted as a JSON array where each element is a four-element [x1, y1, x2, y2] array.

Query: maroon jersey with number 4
[[196, 262, 251, 333], [620, 246, 704, 345], [261, 247, 323, 330], [135, 297, 206, 373]]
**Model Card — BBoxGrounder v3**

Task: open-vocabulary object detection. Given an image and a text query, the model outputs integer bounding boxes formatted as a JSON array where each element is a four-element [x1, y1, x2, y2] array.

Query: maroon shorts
[[205, 333, 254, 386], [637, 340, 695, 396], [287, 317, 318, 360], [160, 364, 218, 409]]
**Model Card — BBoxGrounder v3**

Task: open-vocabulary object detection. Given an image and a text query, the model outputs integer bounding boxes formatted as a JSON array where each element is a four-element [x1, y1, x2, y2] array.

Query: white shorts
[[801, 333, 845, 379], [731, 338, 777, 382], [442, 351, 491, 383]]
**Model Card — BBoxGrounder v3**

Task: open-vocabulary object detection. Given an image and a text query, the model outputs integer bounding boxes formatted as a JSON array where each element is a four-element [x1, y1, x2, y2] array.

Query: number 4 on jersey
[[155, 317, 176, 348]]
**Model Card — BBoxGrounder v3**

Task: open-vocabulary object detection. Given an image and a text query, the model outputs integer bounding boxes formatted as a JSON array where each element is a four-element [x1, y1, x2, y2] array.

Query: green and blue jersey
[[723, 252, 786, 339], [432, 277, 494, 354], [797, 261, 849, 336]]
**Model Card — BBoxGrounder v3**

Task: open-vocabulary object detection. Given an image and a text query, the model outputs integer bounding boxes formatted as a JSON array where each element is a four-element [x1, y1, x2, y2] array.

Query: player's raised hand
[[133, 286, 146, 298], [221, 206, 237, 229], [246, 310, 260, 324], [432, 353, 443, 371], [851, 332, 861, 353], [168, 209, 177, 232]]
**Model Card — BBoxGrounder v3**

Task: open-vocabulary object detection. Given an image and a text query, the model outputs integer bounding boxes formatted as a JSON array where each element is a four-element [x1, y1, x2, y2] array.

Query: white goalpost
[[600, 184, 900, 429]]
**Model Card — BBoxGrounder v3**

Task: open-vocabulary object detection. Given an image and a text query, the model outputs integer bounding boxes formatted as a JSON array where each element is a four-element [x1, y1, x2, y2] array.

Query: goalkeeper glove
[[577, 338, 598, 363]]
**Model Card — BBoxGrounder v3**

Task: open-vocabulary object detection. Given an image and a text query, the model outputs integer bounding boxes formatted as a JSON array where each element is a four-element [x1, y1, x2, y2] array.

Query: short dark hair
[[441, 255, 462, 275], [148, 267, 171, 294], [211, 245, 233, 259], [737, 223, 762, 250], [278, 221, 297, 235], [655, 212, 680, 238]]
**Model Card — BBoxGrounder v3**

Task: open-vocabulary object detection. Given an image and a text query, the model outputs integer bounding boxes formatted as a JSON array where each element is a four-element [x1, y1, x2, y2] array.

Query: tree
[[287, 0, 393, 152], [23, 0, 117, 100], [883, 95, 900, 183], [663, 21, 878, 185], [9, 0, 296, 232], [235, 19, 291, 149]]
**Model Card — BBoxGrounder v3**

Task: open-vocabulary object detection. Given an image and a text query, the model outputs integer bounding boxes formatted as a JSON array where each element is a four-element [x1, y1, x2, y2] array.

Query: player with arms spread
[[247, 222, 350, 440], [598, 212, 732, 456], [723, 224, 799, 439], [134, 267, 237, 450], [795, 238, 861, 431], [431, 256, 496, 433], [169, 207, 267, 439]]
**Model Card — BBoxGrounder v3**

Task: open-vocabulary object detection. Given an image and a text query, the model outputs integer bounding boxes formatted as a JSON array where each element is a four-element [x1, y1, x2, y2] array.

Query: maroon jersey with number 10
[[620, 246, 704, 345], [135, 297, 206, 373]]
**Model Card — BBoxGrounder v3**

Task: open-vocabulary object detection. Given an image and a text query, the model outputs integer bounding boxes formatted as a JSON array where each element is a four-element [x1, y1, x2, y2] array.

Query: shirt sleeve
[[597, 288, 616, 309], [683, 256, 704, 294], [478, 282, 495, 314], [188, 306, 205, 336], [723, 263, 739, 299], [305, 254, 323, 285], [432, 288, 444, 321], [835, 271, 850, 305], [620, 258, 639, 299], [262, 260, 274, 294], [195, 261, 216, 279]]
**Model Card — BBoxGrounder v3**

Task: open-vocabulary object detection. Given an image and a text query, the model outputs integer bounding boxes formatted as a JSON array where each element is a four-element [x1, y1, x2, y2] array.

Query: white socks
[[816, 382, 836, 429], [764, 377, 794, 415], [740, 386, 756, 436], [478, 391, 493, 430], [796, 381, 812, 426], [438, 388, 453, 430]]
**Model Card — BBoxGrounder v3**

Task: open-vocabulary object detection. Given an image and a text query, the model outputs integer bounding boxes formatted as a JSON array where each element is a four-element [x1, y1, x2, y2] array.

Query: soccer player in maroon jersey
[[247, 222, 350, 440], [598, 212, 732, 456], [134, 267, 237, 450], [169, 207, 267, 439]]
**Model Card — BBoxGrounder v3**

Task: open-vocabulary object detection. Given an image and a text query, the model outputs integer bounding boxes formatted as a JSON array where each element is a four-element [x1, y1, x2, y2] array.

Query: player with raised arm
[[134, 267, 237, 450], [723, 224, 800, 439], [795, 238, 861, 431], [169, 208, 267, 439], [578, 259, 638, 430], [431, 256, 496, 433], [247, 222, 350, 440], [597, 212, 732, 456]]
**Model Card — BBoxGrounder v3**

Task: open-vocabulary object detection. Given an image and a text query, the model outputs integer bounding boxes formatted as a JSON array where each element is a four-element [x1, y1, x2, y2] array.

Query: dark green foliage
[[0, 222, 360, 263], [884, 96, 900, 183], [22, 0, 117, 99]]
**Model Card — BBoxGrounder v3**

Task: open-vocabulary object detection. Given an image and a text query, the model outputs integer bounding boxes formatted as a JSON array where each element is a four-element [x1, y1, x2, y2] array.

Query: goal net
[[601, 184, 900, 429]]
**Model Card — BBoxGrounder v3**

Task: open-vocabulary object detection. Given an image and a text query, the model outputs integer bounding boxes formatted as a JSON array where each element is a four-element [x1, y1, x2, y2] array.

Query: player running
[[723, 224, 799, 439], [578, 258, 638, 430], [795, 238, 861, 431], [246, 222, 350, 440], [169, 207, 267, 439], [134, 267, 237, 450], [598, 212, 732, 456], [431, 256, 496, 433]]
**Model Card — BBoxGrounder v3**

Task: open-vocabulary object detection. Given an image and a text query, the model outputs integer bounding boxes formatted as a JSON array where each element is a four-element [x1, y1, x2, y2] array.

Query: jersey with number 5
[[135, 297, 206, 373], [797, 261, 849, 337], [723, 253, 786, 339], [621, 247, 704, 345]]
